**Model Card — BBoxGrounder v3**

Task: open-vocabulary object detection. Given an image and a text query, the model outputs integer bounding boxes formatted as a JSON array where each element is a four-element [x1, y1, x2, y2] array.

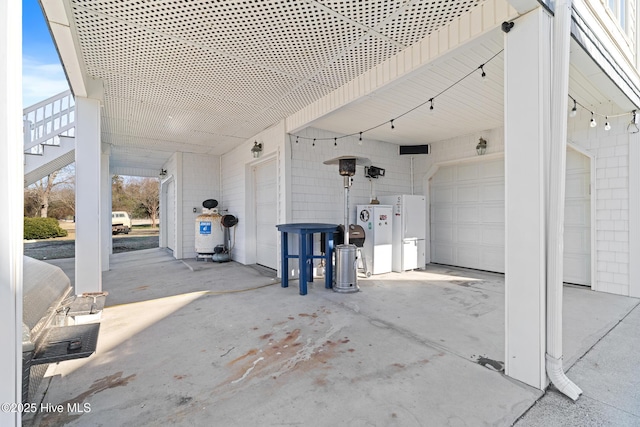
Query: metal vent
[[67, 0, 484, 165]]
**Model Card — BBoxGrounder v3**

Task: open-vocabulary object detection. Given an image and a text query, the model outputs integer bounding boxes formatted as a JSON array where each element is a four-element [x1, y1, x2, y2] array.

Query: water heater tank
[[195, 209, 224, 254]]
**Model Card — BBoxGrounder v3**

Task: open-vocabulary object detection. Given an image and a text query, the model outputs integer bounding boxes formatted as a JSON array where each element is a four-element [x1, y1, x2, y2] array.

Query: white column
[[630, 131, 640, 298], [175, 152, 183, 259], [504, 7, 551, 389], [101, 144, 111, 270], [0, 0, 23, 424], [75, 97, 102, 294]]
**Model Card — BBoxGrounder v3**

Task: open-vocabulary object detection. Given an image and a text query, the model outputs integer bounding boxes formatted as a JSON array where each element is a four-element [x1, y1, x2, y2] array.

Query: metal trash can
[[334, 244, 359, 293]]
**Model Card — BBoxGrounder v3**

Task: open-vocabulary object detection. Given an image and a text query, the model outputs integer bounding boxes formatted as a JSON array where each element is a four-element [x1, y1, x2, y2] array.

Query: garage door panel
[[480, 160, 504, 178], [457, 164, 479, 181], [432, 224, 454, 242], [457, 246, 480, 268], [566, 175, 589, 197], [482, 227, 504, 246], [481, 248, 504, 272], [457, 225, 480, 244], [482, 183, 505, 201], [432, 244, 454, 264], [564, 227, 589, 251], [457, 186, 479, 202], [567, 151, 590, 170], [432, 186, 454, 203], [565, 202, 588, 225], [457, 206, 479, 223], [433, 206, 454, 222], [480, 205, 504, 223], [564, 254, 590, 285]]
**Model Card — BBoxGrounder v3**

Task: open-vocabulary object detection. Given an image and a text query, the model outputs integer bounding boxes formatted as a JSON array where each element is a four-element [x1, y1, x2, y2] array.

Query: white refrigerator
[[378, 195, 426, 272], [356, 205, 393, 275]]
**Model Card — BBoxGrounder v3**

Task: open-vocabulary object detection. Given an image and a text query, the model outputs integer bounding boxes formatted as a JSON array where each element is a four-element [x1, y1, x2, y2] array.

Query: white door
[[166, 180, 175, 251], [563, 149, 591, 285], [430, 154, 591, 284], [254, 159, 277, 269]]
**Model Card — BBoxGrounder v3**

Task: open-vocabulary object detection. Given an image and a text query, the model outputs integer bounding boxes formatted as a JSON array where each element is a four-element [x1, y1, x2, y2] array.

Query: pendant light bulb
[[569, 100, 577, 118], [605, 117, 611, 131], [590, 113, 597, 128], [358, 132, 363, 145]]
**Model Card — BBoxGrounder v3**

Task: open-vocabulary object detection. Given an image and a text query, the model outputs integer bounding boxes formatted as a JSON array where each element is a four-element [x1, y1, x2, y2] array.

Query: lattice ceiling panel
[[313, 34, 403, 88], [315, 0, 407, 28], [378, 0, 481, 46], [67, 0, 491, 166]]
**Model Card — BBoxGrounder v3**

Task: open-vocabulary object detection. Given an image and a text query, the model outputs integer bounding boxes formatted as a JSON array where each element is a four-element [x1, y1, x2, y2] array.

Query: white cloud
[[22, 56, 69, 107]]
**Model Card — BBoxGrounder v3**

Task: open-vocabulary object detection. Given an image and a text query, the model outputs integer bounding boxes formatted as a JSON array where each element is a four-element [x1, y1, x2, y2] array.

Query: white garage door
[[564, 149, 591, 285], [430, 158, 505, 272], [430, 151, 591, 285], [254, 159, 278, 269]]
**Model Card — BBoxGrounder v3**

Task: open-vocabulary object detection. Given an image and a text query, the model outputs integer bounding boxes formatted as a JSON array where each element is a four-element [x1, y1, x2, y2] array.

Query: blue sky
[[22, 0, 69, 107]]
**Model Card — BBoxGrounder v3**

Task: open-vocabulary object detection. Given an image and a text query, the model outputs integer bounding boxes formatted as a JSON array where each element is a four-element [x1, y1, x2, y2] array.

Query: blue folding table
[[276, 223, 338, 295]]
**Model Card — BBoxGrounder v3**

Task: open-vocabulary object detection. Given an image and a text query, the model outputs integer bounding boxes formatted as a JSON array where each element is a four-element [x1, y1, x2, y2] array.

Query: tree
[[112, 174, 136, 212], [128, 178, 160, 227], [24, 164, 75, 218]]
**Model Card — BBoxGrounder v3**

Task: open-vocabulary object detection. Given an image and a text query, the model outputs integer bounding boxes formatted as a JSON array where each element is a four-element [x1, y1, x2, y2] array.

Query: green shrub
[[24, 217, 68, 240]]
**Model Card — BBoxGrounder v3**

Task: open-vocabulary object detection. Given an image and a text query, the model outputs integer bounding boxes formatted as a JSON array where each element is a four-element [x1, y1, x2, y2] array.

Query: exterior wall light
[[159, 169, 167, 177], [476, 137, 487, 156], [251, 141, 263, 158]]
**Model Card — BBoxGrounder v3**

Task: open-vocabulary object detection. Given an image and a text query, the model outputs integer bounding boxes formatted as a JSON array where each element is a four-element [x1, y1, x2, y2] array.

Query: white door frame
[[245, 152, 278, 265]]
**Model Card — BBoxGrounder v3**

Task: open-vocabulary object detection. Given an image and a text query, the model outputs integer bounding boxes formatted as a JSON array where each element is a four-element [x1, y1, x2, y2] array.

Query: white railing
[[23, 90, 75, 155]]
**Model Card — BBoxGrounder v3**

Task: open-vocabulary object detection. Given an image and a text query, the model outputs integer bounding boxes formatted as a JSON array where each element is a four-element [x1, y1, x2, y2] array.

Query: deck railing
[[23, 90, 75, 155]]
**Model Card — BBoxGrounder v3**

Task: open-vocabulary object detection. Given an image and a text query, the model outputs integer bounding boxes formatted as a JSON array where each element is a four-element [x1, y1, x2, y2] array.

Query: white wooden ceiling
[[62, 0, 633, 172]]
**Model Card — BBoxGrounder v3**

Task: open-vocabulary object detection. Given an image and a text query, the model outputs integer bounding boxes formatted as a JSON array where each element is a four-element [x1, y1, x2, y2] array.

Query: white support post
[[75, 97, 103, 294], [101, 144, 111, 270], [0, 0, 23, 424], [504, 7, 550, 390], [630, 131, 640, 298], [175, 152, 183, 259]]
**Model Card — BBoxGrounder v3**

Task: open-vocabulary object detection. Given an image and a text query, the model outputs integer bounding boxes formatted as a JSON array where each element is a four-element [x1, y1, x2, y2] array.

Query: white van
[[111, 211, 132, 234]]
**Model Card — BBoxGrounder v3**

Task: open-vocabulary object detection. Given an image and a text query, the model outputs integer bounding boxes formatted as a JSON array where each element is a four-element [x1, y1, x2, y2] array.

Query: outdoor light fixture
[[251, 141, 263, 158], [590, 113, 597, 128], [476, 137, 487, 155], [629, 110, 640, 134], [605, 117, 611, 131], [159, 169, 167, 177]]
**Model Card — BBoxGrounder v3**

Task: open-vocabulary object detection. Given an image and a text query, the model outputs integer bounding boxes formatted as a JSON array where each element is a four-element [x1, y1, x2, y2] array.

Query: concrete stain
[[228, 348, 258, 366], [39, 371, 137, 426]]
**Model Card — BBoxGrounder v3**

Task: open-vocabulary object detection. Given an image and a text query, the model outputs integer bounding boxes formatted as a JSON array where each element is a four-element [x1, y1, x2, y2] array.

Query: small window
[[606, 0, 629, 33]]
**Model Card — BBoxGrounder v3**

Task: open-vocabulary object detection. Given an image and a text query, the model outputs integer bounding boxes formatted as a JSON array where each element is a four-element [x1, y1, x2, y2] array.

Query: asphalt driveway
[[24, 228, 159, 260]]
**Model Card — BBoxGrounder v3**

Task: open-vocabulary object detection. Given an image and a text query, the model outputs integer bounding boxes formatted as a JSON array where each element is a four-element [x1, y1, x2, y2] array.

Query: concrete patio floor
[[28, 249, 639, 426]]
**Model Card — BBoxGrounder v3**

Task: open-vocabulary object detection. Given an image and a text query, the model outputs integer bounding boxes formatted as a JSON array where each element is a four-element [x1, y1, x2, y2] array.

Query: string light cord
[[290, 49, 504, 143], [568, 94, 633, 119]]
